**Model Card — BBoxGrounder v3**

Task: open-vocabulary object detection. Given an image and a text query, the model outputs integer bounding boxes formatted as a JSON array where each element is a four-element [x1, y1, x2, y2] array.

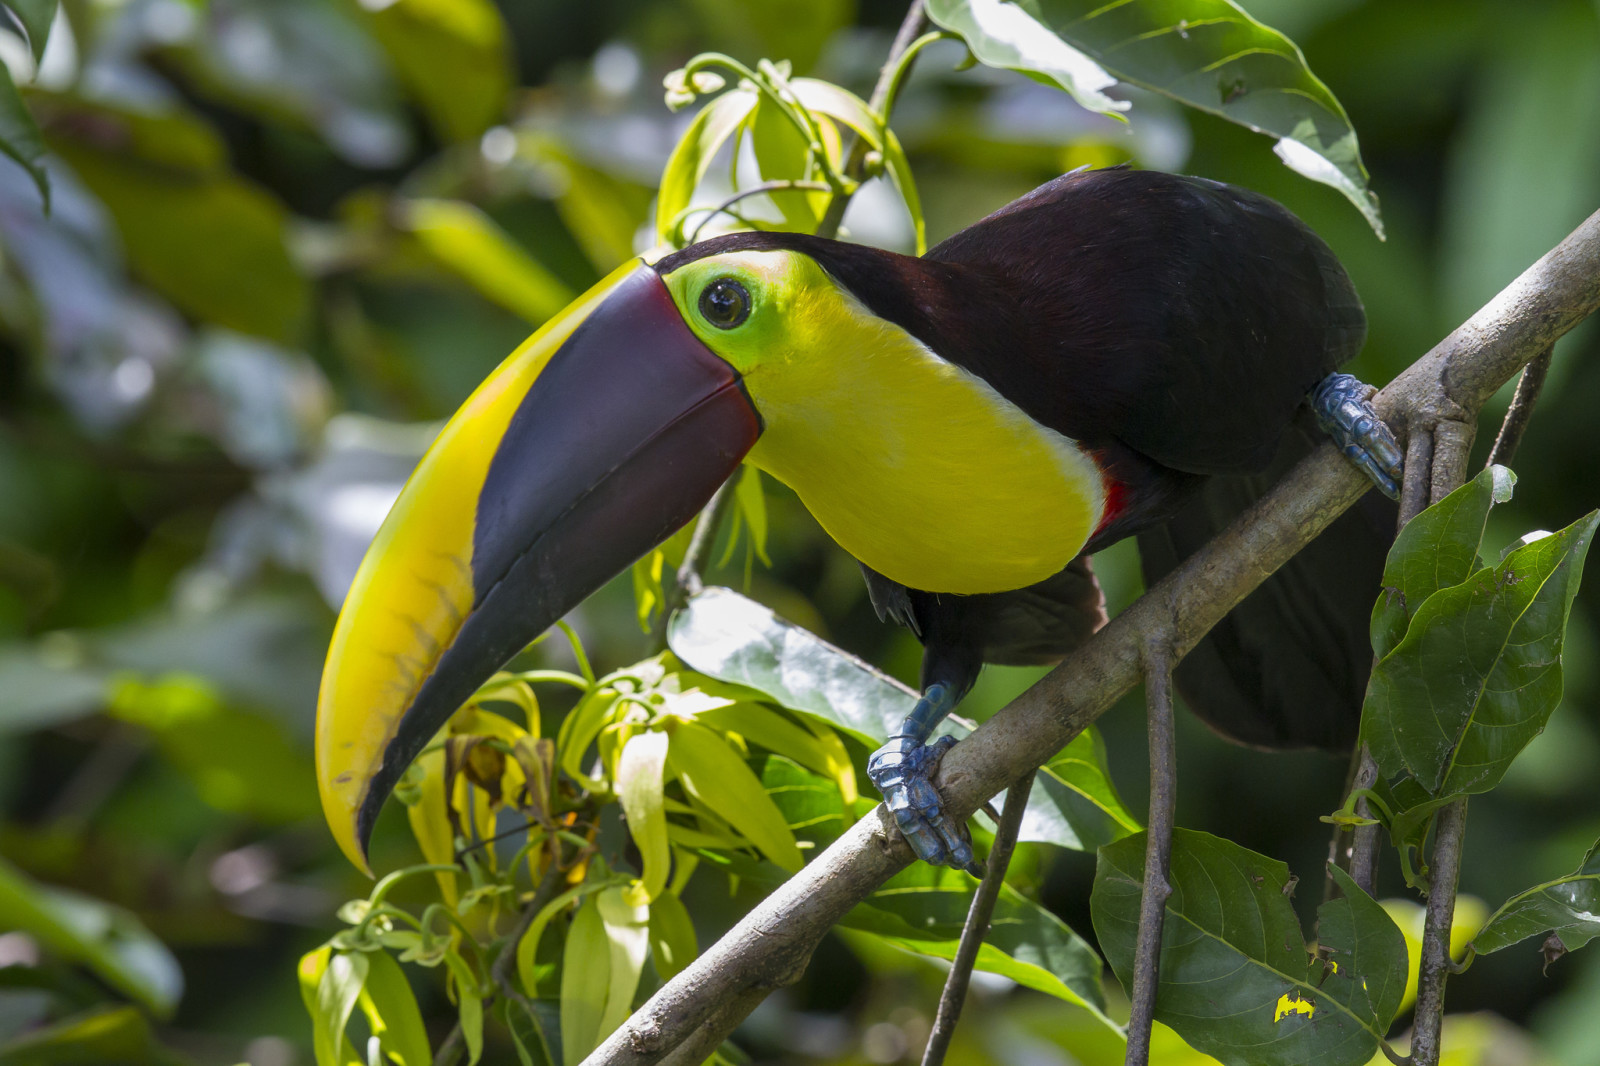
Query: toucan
[[314, 166, 1402, 876]]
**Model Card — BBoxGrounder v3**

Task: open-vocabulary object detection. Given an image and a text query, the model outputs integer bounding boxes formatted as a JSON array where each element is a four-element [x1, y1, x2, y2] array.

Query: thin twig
[[1410, 797, 1468, 1066], [587, 201, 1600, 1066], [686, 179, 833, 245], [814, 0, 929, 240], [1126, 636, 1176, 1066], [432, 1022, 463, 1066], [921, 770, 1036, 1066], [1487, 346, 1553, 469]]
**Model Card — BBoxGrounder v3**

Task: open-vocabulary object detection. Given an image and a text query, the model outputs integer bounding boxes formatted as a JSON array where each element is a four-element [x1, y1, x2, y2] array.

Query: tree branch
[[585, 207, 1600, 1066], [1410, 797, 1469, 1066], [1487, 346, 1553, 469], [1125, 635, 1177, 1066]]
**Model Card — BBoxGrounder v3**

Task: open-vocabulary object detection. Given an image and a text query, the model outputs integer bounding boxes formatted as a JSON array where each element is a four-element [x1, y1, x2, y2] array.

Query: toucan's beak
[[316, 261, 762, 872]]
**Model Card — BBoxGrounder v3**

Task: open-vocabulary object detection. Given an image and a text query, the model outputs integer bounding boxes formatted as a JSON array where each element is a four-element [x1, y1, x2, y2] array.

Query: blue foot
[[867, 685, 983, 877], [1312, 373, 1403, 500]]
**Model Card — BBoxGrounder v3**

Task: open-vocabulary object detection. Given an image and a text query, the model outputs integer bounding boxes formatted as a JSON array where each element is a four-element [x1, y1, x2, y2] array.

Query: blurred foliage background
[[0, 0, 1598, 1063]]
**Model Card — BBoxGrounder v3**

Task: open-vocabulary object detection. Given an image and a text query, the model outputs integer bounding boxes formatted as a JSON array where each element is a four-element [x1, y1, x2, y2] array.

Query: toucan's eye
[[699, 277, 751, 329]]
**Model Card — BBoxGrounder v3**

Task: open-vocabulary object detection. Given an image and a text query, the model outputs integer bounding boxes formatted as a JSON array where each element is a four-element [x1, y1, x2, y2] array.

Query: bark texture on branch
[[586, 208, 1600, 1066]]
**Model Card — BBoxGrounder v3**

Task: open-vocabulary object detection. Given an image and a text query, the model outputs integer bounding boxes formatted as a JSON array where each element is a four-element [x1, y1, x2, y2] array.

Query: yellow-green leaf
[[313, 951, 368, 1066], [400, 198, 575, 324], [356, 950, 432, 1066], [668, 720, 803, 871], [648, 891, 698, 981], [560, 895, 610, 1066], [656, 88, 758, 247], [596, 886, 651, 1042]]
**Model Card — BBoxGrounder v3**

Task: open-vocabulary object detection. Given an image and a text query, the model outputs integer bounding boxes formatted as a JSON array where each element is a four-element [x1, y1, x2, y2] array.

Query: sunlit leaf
[[596, 887, 651, 1042], [356, 949, 432, 1066], [403, 750, 460, 905], [647, 890, 698, 981], [750, 95, 822, 233], [1364, 510, 1599, 796], [924, 0, 1383, 236], [617, 730, 671, 903], [0, 857, 183, 1017], [667, 719, 804, 871], [1022, 728, 1141, 852], [314, 950, 368, 1066], [560, 895, 609, 1066], [400, 198, 575, 324], [1093, 830, 1406, 1066], [443, 952, 483, 1066], [656, 88, 758, 247], [1474, 838, 1600, 958], [695, 701, 835, 781]]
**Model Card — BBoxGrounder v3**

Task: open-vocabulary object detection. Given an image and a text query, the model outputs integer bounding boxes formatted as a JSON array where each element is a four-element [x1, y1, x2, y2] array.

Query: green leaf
[[1363, 510, 1600, 796], [1093, 830, 1405, 1066], [734, 465, 770, 566], [46, 101, 306, 340], [842, 862, 1112, 1026], [1370, 466, 1516, 660], [5, 0, 55, 62], [595, 887, 651, 1043], [361, 0, 510, 142], [314, 951, 369, 1066], [695, 701, 836, 780], [560, 896, 609, 1066], [671, 587, 1134, 852], [655, 88, 758, 247], [750, 95, 822, 233], [667, 720, 804, 871], [647, 891, 698, 981], [0, 857, 182, 1017], [0, 64, 48, 210], [757, 753, 853, 847], [0, 1005, 176, 1066], [924, 0, 1383, 237], [1319, 866, 1408, 1030], [1023, 729, 1141, 852], [400, 198, 576, 324], [1473, 838, 1600, 957], [443, 952, 483, 1066], [617, 731, 671, 903], [356, 950, 432, 1066]]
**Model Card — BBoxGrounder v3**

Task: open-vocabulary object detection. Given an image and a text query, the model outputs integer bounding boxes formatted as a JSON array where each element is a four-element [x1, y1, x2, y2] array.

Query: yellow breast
[[743, 287, 1104, 595]]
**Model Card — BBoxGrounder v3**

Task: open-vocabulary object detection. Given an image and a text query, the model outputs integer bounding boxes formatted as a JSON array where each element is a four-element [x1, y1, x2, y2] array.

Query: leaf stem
[[920, 769, 1036, 1066], [1126, 633, 1177, 1066], [816, 0, 930, 239]]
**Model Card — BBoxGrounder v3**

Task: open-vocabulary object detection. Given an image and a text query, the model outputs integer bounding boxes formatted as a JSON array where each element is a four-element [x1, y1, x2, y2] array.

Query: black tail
[[1136, 410, 1395, 753]]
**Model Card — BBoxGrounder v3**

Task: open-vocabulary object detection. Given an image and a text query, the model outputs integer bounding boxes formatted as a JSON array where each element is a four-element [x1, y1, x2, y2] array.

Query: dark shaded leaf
[[0, 65, 47, 209], [363, 0, 510, 142], [43, 99, 307, 340], [1093, 830, 1404, 1066], [4, 0, 55, 62], [1474, 838, 1600, 958], [924, 0, 1382, 235], [1364, 511, 1599, 796]]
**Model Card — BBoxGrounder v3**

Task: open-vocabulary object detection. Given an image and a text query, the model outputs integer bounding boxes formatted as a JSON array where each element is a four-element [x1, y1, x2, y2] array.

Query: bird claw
[[868, 733, 983, 877], [1312, 373, 1403, 500]]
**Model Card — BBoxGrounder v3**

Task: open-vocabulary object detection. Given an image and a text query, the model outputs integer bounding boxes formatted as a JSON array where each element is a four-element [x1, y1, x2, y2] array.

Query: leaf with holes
[[1093, 830, 1406, 1066]]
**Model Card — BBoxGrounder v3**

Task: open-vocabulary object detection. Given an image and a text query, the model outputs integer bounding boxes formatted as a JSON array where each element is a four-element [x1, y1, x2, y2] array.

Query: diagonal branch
[[586, 208, 1600, 1066]]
